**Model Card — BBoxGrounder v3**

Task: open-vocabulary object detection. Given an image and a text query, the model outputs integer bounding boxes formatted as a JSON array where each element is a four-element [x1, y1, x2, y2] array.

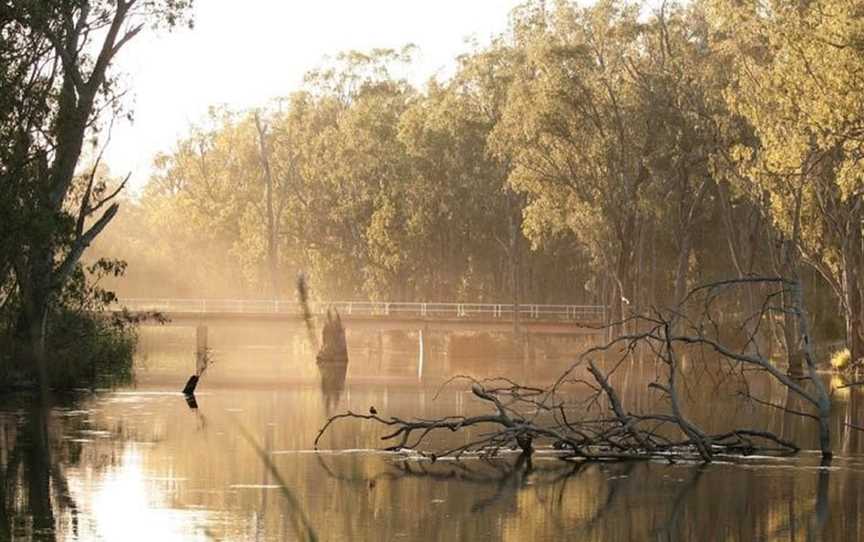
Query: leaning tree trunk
[[779, 239, 804, 376]]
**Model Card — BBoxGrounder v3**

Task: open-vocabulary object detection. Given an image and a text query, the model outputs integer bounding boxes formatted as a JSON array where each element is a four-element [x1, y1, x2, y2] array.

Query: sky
[[105, 0, 526, 192]]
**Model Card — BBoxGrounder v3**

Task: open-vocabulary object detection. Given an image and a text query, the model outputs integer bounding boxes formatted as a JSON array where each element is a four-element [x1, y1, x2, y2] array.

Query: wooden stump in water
[[182, 375, 199, 395], [184, 391, 199, 409], [182, 326, 209, 395], [317, 309, 348, 365]]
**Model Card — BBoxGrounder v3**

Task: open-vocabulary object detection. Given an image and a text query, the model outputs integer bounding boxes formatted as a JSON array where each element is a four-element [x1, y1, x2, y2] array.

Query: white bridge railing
[[117, 299, 607, 322]]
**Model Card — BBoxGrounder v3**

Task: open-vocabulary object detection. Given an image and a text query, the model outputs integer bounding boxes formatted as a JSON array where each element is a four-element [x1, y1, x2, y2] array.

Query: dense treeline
[[2, 0, 864, 385], [99, 48, 593, 306], [97, 0, 861, 363]]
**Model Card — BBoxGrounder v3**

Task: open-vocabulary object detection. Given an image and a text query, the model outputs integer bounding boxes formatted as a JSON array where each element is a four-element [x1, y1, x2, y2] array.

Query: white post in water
[[417, 328, 425, 382]]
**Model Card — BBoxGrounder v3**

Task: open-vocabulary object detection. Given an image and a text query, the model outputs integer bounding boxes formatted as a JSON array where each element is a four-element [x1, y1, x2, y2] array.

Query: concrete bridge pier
[[417, 327, 453, 383], [417, 328, 425, 381]]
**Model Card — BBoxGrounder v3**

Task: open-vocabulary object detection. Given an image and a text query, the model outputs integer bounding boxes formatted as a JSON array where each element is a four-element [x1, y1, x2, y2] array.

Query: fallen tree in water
[[316, 277, 844, 462]]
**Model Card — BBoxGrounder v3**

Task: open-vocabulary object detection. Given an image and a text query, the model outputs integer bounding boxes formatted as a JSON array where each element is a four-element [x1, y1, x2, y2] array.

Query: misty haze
[[2, 1, 864, 541]]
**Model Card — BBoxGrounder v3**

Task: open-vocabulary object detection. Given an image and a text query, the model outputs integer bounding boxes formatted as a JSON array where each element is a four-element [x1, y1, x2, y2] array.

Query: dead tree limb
[[315, 277, 842, 463]]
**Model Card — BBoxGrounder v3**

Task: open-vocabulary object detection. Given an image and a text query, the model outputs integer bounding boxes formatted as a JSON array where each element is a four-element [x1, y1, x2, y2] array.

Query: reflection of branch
[[314, 451, 586, 514], [468, 453, 533, 513], [764, 457, 831, 540], [652, 465, 706, 540], [567, 463, 637, 535]]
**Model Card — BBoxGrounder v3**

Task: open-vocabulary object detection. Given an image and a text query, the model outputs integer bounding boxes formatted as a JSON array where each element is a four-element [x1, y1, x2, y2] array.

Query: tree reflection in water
[[318, 362, 348, 414], [312, 447, 839, 542], [0, 400, 78, 542], [0, 383, 859, 541]]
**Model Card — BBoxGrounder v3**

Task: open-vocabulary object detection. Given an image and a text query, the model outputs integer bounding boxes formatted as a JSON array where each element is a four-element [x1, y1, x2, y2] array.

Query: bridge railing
[[116, 299, 607, 322]]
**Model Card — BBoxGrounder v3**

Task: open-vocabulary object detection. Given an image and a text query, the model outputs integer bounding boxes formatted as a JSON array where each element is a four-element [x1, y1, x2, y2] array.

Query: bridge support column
[[417, 328, 425, 382], [442, 332, 451, 375]]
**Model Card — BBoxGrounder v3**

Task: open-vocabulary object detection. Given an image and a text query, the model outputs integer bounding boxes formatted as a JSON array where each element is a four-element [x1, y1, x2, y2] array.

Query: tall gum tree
[[3, 0, 192, 392], [709, 0, 864, 365], [489, 1, 761, 332]]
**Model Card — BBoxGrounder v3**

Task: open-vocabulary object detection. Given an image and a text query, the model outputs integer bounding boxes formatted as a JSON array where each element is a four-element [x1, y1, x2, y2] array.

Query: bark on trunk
[[673, 231, 691, 306], [612, 238, 632, 337], [780, 239, 804, 377], [17, 248, 52, 395], [716, 181, 764, 353], [508, 199, 521, 334], [254, 113, 279, 298], [842, 205, 864, 365]]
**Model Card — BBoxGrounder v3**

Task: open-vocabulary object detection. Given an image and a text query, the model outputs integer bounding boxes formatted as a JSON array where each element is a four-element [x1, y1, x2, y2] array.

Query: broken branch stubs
[[316, 278, 841, 463]]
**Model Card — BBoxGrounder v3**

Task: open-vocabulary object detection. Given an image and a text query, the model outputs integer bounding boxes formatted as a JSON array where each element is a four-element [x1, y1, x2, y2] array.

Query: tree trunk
[[612, 235, 633, 337], [843, 205, 864, 365], [508, 198, 521, 334], [716, 181, 765, 353], [254, 113, 279, 298], [18, 247, 53, 396], [779, 239, 804, 376], [673, 230, 691, 306]]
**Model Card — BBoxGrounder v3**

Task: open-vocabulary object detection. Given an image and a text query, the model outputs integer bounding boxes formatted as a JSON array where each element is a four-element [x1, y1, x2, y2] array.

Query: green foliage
[[86, 0, 861, 363], [45, 309, 137, 390], [0, 258, 139, 390], [0, 0, 193, 391], [711, 0, 864, 358], [830, 348, 851, 372]]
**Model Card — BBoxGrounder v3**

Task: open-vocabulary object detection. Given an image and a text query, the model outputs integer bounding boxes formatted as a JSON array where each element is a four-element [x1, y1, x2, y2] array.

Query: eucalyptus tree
[[283, 48, 418, 299], [398, 49, 523, 301], [141, 107, 265, 295], [709, 0, 864, 366], [490, 1, 670, 328], [0, 0, 192, 389]]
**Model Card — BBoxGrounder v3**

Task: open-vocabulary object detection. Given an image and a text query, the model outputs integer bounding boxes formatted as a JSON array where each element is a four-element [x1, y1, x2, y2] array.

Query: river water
[[2, 326, 864, 541]]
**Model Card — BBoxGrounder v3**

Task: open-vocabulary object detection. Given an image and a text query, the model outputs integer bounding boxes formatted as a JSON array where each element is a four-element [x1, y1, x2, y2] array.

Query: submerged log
[[317, 309, 348, 365]]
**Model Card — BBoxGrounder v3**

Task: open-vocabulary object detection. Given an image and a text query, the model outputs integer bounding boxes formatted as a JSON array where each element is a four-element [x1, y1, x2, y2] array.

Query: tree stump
[[317, 309, 348, 365], [182, 374, 199, 395]]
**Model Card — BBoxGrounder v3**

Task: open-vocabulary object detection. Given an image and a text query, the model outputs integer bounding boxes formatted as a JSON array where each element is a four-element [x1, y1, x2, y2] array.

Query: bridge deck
[[116, 299, 607, 334]]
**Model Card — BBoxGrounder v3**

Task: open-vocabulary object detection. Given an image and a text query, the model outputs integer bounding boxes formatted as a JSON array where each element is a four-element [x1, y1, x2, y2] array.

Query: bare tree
[[316, 277, 840, 462]]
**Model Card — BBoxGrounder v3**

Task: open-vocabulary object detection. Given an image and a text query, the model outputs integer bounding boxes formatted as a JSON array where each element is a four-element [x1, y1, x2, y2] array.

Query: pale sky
[[105, 1, 526, 191]]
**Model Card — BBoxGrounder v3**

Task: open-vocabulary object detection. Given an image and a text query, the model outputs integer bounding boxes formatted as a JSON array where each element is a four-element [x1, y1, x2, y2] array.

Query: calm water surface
[[2, 326, 864, 541]]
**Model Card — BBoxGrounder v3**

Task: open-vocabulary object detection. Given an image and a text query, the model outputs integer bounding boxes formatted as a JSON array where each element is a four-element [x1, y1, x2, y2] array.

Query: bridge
[[116, 299, 607, 335]]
